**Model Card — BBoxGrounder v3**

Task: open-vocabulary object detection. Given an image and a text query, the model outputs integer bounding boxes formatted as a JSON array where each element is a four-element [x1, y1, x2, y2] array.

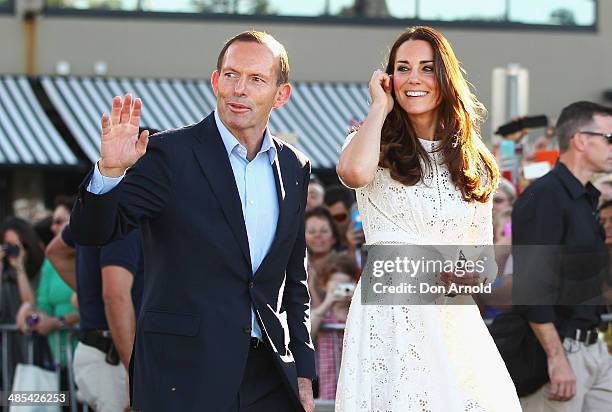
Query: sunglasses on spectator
[[580, 131, 612, 144], [332, 213, 348, 223]]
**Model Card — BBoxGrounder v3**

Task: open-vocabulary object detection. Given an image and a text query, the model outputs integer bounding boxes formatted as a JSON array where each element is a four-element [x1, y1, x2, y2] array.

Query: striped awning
[[41, 76, 370, 168], [0, 76, 78, 166]]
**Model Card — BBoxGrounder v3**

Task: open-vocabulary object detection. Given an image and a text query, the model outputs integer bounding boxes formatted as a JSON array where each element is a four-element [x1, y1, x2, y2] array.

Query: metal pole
[[65, 330, 77, 412], [332, 332, 341, 382], [505, 0, 510, 21], [27, 333, 33, 366], [23, 12, 38, 76], [2, 330, 8, 412]]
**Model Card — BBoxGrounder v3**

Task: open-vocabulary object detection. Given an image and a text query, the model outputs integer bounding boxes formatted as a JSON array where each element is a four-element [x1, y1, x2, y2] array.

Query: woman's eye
[[423, 66, 434, 72], [397, 66, 409, 72]]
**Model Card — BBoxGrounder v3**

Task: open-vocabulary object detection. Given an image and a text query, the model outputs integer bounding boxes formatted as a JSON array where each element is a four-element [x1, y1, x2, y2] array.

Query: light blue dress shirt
[[86, 111, 280, 340]]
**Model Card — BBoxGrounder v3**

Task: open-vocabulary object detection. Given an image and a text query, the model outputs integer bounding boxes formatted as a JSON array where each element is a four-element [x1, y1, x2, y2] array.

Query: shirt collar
[[214, 110, 277, 164], [553, 161, 600, 203]]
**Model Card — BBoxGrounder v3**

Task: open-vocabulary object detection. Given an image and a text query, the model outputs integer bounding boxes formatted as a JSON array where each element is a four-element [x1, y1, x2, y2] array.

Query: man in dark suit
[[70, 31, 315, 412]]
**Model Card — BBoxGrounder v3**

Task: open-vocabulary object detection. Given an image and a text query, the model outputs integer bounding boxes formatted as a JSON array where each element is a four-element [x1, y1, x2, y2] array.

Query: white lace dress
[[335, 138, 521, 411]]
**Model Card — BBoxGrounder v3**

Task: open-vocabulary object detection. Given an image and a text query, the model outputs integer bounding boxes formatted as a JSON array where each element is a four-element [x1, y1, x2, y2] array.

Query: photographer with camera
[[310, 253, 357, 400], [0, 217, 43, 386]]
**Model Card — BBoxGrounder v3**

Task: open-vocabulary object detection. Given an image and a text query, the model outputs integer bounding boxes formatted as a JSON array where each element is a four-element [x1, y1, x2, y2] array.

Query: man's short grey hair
[[555, 101, 612, 153]]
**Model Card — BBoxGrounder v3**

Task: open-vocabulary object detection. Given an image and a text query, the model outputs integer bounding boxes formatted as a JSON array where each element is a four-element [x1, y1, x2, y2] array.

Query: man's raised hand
[[99, 94, 149, 177]]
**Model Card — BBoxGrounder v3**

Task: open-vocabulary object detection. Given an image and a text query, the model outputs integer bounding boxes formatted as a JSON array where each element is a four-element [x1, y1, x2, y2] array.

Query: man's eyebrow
[[221, 67, 270, 78]]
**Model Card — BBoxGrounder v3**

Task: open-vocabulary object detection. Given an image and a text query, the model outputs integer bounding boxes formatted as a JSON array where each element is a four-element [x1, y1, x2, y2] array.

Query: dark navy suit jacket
[[70, 113, 315, 411]]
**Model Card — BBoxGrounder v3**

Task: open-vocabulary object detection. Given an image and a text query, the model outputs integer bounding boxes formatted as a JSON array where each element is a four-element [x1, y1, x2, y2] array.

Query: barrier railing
[[2, 313, 611, 411], [0, 324, 85, 412]]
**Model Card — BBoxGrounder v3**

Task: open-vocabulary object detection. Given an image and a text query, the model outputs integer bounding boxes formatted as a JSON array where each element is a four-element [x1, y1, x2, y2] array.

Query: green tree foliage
[[550, 8, 576, 25], [190, 0, 273, 14], [46, 0, 125, 9]]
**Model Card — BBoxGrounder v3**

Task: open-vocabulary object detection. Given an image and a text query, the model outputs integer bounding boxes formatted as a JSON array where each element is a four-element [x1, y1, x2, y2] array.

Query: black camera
[[495, 115, 549, 136], [1, 244, 20, 257]]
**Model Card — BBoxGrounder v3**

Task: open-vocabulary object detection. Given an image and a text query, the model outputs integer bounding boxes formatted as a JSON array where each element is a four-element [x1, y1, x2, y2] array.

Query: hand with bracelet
[[32, 312, 69, 336], [16, 302, 78, 335]]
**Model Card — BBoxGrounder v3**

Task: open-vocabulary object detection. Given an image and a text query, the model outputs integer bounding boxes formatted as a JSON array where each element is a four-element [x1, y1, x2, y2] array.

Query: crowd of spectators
[[305, 182, 361, 399], [0, 196, 78, 402]]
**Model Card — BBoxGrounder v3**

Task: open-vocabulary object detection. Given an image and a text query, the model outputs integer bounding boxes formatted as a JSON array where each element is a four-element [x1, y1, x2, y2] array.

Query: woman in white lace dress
[[335, 27, 521, 411]]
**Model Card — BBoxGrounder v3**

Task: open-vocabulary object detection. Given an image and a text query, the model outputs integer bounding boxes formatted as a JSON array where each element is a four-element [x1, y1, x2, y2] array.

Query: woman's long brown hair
[[379, 26, 499, 203]]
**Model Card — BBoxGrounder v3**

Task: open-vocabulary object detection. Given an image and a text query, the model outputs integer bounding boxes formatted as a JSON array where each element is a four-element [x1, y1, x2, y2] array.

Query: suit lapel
[[192, 115, 251, 268]]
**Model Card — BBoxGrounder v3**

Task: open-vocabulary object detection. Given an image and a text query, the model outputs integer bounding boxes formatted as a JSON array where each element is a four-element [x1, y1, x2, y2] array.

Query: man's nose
[[234, 77, 247, 95]]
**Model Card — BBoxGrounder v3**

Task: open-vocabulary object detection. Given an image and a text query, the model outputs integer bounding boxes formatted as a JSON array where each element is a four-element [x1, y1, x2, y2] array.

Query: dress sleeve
[[338, 131, 373, 191]]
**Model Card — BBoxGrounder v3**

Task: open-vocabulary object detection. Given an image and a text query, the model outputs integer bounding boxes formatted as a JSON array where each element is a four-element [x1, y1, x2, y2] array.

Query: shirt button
[[243, 325, 252, 334], [249, 281, 254, 289]]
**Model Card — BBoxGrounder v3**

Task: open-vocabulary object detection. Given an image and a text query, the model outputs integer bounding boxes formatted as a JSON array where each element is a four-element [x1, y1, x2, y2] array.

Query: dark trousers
[[230, 340, 302, 412]]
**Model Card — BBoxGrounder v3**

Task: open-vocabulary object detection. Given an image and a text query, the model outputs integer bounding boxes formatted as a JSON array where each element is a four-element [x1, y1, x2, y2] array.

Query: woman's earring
[[452, 133, 459, 148]]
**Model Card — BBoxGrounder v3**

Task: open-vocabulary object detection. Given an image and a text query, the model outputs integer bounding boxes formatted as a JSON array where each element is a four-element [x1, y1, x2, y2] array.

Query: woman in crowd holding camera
[[311, 253, 357, 401], [0, 217, 44, 384], [1, 218, 41, 316], [336, 26, 521, 410]]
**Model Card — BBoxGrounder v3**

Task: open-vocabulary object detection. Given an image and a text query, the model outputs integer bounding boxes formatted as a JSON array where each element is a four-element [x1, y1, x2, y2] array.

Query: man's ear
[[273, 83, 292, 109], [211, 70, 219, 97], [572, 131, 587, 152]]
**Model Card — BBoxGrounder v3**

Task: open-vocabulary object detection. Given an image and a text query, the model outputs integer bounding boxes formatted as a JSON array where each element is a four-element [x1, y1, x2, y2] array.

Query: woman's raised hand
[[368, 70, 394, 115]]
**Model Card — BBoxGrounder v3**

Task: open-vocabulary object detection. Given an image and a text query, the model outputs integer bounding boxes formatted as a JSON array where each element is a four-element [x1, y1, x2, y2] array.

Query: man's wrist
[[546, 346, 566, 360], [98, 160, 126, 178]]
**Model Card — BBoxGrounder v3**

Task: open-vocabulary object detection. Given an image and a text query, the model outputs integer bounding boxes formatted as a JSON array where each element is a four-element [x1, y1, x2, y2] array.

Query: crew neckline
[[417, 137, 442, 151]]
